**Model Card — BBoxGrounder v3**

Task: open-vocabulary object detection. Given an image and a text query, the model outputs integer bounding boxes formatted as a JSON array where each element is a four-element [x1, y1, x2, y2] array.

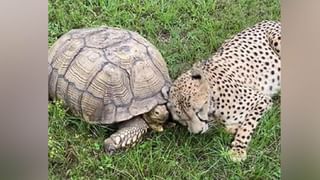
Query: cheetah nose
[[194, 127, 206, 134], [201, 124, 209, 134]]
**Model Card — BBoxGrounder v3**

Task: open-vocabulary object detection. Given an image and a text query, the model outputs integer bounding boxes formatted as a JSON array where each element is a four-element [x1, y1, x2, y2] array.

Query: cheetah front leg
[[228, 93, 273, 162]]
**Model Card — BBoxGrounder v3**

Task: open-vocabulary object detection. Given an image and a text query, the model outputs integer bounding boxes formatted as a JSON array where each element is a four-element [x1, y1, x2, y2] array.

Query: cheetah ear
[[161, 85, 170, 100], [191, 69, 202, 80], [191, 62, 203, 79], [191, 67, 210, 101], [191, 67, 206, 82], [191, 67, 209, 87]]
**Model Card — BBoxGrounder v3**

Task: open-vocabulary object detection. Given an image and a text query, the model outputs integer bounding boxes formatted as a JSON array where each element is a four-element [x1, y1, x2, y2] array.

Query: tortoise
[[48, 27, 172, 154]]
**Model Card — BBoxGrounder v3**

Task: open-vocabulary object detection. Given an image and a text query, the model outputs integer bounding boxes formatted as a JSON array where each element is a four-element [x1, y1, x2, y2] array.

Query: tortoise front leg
[[104, 116, 149, 155]]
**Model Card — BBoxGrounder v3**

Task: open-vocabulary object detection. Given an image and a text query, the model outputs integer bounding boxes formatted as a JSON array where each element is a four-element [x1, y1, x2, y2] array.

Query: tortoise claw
[[104, 138, 117, 155]]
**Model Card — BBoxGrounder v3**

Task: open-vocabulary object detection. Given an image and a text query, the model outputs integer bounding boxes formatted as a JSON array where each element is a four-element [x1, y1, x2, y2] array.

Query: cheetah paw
[[228, 147, 247, 162]]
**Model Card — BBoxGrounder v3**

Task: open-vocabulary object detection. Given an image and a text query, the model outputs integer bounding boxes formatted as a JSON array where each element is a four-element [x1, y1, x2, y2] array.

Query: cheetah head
[[167, 67, 212, 134]]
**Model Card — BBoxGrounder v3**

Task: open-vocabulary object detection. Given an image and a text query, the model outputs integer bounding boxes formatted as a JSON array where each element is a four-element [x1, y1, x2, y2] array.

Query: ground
[[48, 0, 281, 179]]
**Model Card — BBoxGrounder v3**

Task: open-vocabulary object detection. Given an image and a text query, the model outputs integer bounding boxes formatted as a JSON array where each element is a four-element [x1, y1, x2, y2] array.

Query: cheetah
[[167, 20, 281, 162]]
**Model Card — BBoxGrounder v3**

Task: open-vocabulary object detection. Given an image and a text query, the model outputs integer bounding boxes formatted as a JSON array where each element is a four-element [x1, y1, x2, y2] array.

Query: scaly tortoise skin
[[48, 27, 172, 154]]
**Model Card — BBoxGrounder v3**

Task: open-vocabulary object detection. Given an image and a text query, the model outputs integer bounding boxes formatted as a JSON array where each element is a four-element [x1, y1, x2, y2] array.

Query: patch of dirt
[[158, 29, 170, 42]]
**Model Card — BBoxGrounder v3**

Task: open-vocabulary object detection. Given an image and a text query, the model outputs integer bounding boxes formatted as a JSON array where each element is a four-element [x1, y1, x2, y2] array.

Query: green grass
[[48, 0, 281, 179]]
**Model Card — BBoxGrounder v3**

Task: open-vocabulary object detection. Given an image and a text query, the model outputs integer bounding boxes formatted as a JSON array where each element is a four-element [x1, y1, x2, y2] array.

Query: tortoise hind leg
[[104, 116, 149, 155]]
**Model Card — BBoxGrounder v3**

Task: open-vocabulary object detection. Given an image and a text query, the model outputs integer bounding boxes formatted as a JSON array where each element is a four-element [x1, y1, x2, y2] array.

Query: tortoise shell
[[48, 27, 171, 124]]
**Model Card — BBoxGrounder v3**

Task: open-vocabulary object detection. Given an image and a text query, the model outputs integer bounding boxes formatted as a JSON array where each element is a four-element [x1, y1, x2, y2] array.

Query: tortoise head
[[143, 105, 169, 132]]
